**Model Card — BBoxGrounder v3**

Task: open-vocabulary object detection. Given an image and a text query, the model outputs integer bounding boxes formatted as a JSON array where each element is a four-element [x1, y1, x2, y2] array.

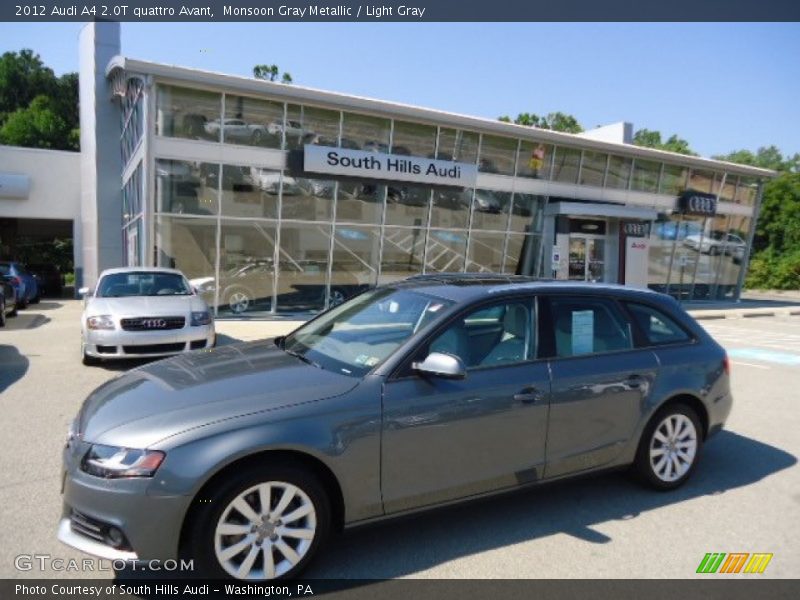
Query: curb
[[690, 309, 800, 321]]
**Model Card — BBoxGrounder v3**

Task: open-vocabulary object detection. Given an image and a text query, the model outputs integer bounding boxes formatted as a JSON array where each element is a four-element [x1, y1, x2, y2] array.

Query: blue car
[[0, 262, 39, 308]]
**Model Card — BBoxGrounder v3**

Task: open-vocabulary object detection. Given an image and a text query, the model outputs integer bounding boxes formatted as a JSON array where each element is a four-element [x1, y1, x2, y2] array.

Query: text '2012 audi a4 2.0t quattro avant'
[[59, 275, 732, 579]]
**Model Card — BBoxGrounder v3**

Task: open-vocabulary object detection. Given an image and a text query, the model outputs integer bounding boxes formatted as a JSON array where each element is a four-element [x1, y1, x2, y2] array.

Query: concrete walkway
[[684, 291, 800, 321]]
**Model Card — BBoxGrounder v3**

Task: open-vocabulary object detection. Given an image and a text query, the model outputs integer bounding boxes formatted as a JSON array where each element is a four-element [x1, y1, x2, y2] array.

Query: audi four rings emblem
[[142, 319, 167, 329], [688, 196, 715, 214]]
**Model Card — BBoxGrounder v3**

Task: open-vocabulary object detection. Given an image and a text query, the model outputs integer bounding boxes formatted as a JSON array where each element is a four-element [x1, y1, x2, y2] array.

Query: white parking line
[[731, 361, 771, 370]]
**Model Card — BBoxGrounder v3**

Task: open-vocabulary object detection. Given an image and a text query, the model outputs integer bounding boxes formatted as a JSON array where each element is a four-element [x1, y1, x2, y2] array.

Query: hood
[[86, 295, 207, 316], [77, 341, 359, 449]]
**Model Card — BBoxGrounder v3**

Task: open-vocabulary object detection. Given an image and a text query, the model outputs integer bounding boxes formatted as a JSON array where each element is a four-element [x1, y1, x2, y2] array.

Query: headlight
[[86, 315, 115, 330], [80, 445, 165, 478], [191, 310, 212, 326]]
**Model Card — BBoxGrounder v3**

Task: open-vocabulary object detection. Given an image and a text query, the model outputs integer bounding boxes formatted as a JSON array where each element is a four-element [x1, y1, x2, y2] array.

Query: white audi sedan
[[79, 268, 215, 366]]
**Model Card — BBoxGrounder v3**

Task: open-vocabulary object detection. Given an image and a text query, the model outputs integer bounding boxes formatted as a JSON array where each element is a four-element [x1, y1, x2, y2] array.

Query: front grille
[[123, 342, 186, 355], [120, 316, 185, 331], [70, 510, 106, 543]]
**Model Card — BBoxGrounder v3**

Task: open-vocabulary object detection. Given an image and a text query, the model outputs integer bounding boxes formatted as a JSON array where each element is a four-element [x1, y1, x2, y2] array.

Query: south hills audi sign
[[303, 145, 478, 188], [678, 190, 718, 217]]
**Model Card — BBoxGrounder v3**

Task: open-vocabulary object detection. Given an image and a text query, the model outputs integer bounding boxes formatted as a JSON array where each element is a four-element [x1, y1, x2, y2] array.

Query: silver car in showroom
[[60, 275, 731, 579], [79, 267, 215, 365]]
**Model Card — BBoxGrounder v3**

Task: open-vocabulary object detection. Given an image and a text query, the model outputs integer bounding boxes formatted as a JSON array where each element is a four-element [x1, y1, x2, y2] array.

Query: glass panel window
[[280, 174, 334, 221], [155, 159, 218, 216], [222, 95, 284, 148], [286, 104, 340, 150], [667, 215, 704, 300], [430, 188, 470, 229], [380, 226, 425, 284], [384, 185, 430, 228], [330, 225, 379, 306], [471, 190, 510, 231], [516, 141, 553, 180], [552, 147, 581, 183], [505, 234, 537, 275], [216, 220, 277, 315], [606, 155, 633, 189], [276, 223, 331, 312], [220, 165, 278, 219], [687, 169, 715, 194], [579, 151, 607, 187], [437, 128, 479, 164], [625, 303, 691, 345], [736, 177, 759, 206], [341, 112, 390, 152], [426, 229, 467, 273], [631, 159, 660, 193], [391, 121, 437, 157], [467, 232, 506, 273], [427, 300, 534, 368], [155, 216, 218, 306], [719, 175, 737, 203], [659, 164, 688, 195], [478, 135, 517, 175], [335, 181, 383, 224], [156, 85, 221, 142], [510, 194, 545, 234], [550, 296, 633, 357], [714, 214, 750, 299], [647, 215, 675, 294]]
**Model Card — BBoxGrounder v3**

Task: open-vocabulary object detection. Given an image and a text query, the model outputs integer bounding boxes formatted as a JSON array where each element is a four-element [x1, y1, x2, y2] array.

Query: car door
[[543, 294, 659, 479], [381, 297, 551, 514]]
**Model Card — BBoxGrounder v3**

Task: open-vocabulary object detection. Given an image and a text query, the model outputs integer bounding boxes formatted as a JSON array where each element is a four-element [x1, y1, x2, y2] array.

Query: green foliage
[[746, 248, 800, 290], [253, 64, 292, 84], [632, 128, 696, 155], [0, 49, 79, 150], [714, 146, 799, 173], [498, 111, 583, 133]]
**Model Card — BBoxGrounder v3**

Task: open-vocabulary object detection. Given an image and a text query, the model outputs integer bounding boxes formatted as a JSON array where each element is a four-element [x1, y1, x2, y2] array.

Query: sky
[[0, 21, 798, 159]]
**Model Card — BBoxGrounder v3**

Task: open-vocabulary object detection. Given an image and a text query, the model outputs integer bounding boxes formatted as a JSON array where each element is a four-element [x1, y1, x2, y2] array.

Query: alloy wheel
[[228, 291, 250, 314], [649, 413, 697, 482], [214, 481, 317, 580]]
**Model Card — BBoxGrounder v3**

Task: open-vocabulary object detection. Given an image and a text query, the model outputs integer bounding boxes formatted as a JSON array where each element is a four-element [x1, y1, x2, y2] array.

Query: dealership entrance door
[[568, 235, 605, 281]]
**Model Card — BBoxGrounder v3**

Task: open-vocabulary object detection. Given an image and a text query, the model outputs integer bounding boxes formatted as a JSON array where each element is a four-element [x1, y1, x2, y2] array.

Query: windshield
[[283, 288, 454, 377], [96, 272, 192, 297]]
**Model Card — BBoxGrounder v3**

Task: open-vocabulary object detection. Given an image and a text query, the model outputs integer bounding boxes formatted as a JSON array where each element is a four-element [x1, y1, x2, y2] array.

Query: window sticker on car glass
[[354, 354, 369, 365], [364, 356, 380, 367], [572, 310, 594, 355]]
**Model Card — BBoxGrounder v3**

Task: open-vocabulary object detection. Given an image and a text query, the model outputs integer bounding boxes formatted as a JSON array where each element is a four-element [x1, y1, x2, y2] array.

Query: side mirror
[[413, 352, 466, 380], [78, 287, 91, 297]]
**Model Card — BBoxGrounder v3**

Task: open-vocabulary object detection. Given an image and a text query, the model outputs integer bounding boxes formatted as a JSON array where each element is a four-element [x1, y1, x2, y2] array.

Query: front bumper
[[59, 443, 192, 561], [84, 325, 215, 359]]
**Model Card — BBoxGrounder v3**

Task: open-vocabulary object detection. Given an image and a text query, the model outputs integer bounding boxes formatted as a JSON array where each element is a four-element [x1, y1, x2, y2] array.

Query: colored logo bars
[[696, 552, 773, 574]]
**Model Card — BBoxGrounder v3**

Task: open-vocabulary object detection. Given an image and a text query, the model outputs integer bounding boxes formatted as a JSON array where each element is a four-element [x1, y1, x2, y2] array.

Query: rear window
[[550, 296, 633, 357], [625, 303, 692, 346]]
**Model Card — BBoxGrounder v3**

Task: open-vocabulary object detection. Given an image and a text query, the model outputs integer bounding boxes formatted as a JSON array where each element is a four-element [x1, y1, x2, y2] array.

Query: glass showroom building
[[104, 55, 773, 316]]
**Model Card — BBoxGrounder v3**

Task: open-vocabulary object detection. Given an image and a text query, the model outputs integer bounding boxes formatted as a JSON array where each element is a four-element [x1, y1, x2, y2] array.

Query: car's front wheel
[[635, 404, 702, 490], [186, 464, 331, 580]]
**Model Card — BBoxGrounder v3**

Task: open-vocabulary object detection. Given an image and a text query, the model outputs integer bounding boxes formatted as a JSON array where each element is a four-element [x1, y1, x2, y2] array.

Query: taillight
[[723, 354, 730, 375]]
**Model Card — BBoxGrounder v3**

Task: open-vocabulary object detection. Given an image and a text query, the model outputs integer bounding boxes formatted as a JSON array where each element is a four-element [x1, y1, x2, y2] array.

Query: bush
[[746, 249, 800, 290]]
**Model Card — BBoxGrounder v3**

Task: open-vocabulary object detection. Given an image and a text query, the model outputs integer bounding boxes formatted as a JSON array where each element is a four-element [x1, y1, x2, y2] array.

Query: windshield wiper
[[284, 348, 323, 370]]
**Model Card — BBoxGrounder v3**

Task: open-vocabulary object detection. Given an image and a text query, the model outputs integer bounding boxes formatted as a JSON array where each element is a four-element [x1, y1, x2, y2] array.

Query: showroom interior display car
[[78, 267, 215, 365], [59, 275, 731, 580], [0, 261, 39, 307]]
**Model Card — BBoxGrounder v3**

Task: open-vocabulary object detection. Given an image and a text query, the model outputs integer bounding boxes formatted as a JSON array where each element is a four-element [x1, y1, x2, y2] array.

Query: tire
[[184, 463, 331, 580], [635, 403, 703, 490], [31, 296, 40, 304], [17, 298, 27, 310], [251, 130, 264, 144], [0, 301, 5, 327], [8, 303, 17, 317], [224, 288, 252, 314]]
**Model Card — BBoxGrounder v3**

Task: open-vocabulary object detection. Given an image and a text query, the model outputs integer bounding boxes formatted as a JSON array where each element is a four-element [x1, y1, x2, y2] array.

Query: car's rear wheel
[[225, 288, 252, 314], [186, 464, 331, 580], [8, 302, 17, 317], [635, 404, 702, 490]]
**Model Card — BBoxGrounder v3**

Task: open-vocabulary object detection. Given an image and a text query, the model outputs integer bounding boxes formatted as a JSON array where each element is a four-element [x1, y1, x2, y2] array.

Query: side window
[[625, 303, 692, 346], [550, 296, 633, 357], [427, 300, 535, 369]]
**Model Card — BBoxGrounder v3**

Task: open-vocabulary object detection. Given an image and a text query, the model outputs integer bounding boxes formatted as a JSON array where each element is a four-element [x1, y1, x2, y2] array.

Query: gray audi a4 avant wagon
[[59, 275, 731, 580]]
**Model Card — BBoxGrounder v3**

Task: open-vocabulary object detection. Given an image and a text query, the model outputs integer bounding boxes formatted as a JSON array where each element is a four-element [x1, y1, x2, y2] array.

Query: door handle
[[626, 374, 645, 388], [514, 387, 541, 404]]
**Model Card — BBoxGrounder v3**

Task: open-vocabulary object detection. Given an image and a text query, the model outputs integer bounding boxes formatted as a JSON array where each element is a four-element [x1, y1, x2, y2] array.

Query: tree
[[0, 95, 76, 150], [632, 128, 696, 155], [714, 146, 799, 173], [0, 49, 79, 150], [253, 64, 292, 84], [498, 111, 583, 133]]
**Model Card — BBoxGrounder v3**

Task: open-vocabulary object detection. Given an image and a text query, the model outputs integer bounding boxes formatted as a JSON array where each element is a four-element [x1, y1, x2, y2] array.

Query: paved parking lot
[[0, 300, 798, 579]]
